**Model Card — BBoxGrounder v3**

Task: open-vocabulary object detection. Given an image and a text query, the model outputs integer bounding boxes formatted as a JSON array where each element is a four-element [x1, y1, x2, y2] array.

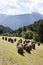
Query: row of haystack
[[2, 36, 16, 43], [17, 39, 40, 55], [2, 36, 40, 55]]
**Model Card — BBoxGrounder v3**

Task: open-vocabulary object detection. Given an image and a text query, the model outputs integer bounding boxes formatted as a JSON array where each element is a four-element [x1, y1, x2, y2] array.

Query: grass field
[[0, 36, 43, 65]]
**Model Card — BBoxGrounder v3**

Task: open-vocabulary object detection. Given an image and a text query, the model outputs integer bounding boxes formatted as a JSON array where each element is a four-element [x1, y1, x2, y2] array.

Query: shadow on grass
[[26, 51, 31, 54], [18, 51, 25, 56]]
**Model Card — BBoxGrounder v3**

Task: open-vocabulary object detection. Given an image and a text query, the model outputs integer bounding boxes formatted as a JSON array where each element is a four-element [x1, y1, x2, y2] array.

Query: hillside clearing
[[0, 36, 43, 65]]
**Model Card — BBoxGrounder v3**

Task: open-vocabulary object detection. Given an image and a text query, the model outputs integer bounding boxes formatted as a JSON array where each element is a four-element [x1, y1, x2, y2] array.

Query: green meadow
[[0, 36, 43, 65]]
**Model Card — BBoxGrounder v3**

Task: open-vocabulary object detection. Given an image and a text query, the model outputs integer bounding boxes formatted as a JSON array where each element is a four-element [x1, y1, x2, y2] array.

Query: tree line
[[0, 20, 43, 43]]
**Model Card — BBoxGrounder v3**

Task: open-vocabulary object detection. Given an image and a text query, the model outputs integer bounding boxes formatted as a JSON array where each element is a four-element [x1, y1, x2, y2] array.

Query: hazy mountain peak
[[0, 12, 43, 30]]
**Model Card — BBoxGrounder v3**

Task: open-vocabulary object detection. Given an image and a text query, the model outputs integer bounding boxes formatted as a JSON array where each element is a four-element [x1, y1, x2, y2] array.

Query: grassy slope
[[0, 36, 43, 65]]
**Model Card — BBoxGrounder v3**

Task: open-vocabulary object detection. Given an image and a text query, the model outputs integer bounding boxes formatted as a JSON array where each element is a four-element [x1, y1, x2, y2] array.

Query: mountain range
[[0, 12, 43, 30]]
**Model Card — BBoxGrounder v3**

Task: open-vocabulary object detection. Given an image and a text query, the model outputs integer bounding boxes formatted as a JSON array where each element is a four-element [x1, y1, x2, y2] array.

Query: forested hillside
[[0, 25, 12, 34], [11, 20, 43, 43]]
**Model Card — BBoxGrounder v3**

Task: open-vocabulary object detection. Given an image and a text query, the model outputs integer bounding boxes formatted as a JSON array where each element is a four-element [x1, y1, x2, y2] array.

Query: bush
[[24, 31, 33, 39], [2, 33, 9, 36], [23, 26, 27, 31], [33, 33, 39, 42], [18, 33, 22, 37]]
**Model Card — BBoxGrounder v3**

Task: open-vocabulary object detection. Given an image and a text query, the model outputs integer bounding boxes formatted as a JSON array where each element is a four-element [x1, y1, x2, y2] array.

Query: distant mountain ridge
[[0, 12, 43, 30]]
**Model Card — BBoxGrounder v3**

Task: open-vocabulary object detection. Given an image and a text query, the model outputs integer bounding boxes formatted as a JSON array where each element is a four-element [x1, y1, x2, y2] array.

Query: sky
[[0, 0, 43, 15]]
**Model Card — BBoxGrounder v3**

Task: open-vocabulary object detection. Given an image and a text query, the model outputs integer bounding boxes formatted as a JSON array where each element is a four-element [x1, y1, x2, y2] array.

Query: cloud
[[18, 0, 31, 3], [0, 0, 43, 15]]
